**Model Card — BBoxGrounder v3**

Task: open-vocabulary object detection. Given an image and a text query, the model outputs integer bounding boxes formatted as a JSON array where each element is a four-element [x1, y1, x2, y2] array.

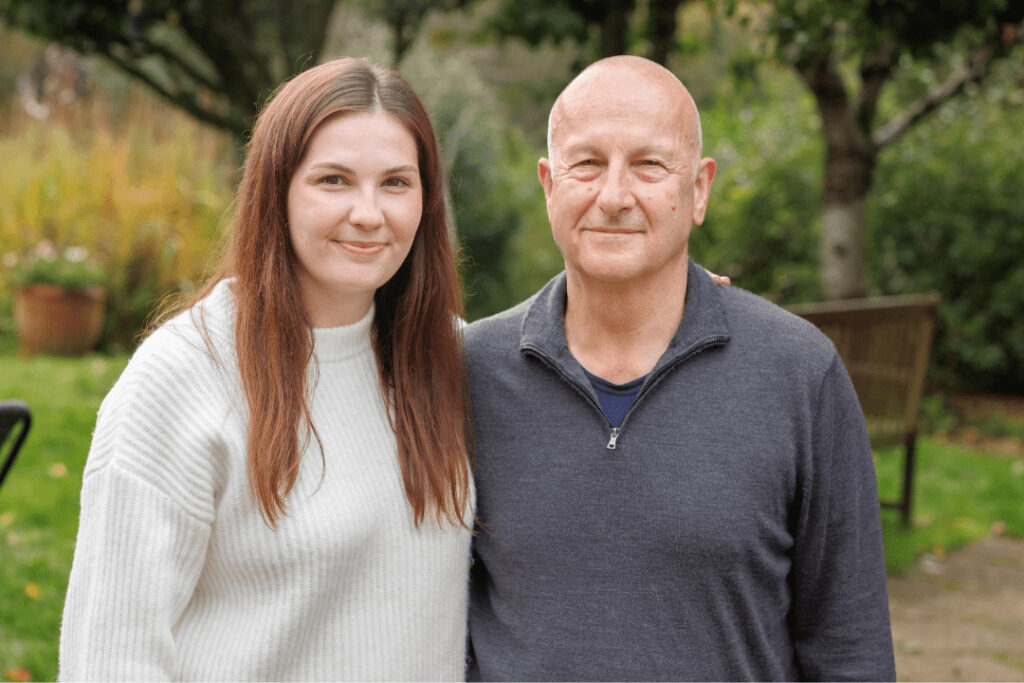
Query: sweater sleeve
[[59, 331, 226, 681], [789, 355, 896, 681]]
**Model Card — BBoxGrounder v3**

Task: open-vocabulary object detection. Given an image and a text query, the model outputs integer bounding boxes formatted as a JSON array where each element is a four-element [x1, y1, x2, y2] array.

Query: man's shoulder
[[464, 294, 536, 356], [718, 285, 838, 371]]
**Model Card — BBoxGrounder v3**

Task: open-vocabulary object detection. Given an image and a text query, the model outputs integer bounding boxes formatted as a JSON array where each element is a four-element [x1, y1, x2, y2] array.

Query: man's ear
[[691, 157, 716, 226], [538, 157, 553, 200]]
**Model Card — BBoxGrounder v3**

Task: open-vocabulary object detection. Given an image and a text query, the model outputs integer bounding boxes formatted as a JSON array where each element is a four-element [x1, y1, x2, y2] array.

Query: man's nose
[[595, 163, 636, 216], [349, 187, 385, 230]]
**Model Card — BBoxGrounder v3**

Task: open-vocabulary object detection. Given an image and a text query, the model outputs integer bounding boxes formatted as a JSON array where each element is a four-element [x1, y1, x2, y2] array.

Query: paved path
[[889, 537, 1024, 681]]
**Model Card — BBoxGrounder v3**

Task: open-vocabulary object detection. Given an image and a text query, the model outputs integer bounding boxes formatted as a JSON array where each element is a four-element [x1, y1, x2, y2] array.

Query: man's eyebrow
[[307, 162, 418, 175]]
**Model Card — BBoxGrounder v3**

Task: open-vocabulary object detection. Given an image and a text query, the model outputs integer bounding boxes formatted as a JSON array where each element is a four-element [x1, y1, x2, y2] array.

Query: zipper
[[523, 334, 728, 451], [522, 344, 614, 443], [614, 335, 728, 436]]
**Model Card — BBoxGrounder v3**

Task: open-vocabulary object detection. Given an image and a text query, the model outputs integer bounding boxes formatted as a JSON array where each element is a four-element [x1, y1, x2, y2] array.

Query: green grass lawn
[[1, 353, 127, 682], [1, 352, 1022, 681], [876, 440, 1024, 574]]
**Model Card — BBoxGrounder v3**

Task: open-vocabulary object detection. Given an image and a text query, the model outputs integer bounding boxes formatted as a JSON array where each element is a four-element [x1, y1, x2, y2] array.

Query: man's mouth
[[585, 227, 641, 235]]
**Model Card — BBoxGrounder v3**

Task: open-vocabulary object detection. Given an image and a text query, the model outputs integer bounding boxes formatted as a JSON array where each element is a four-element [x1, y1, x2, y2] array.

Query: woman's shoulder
[[132, 280, 237, 378], [100, 281, 241, 431], [86, 281, 242, 492]]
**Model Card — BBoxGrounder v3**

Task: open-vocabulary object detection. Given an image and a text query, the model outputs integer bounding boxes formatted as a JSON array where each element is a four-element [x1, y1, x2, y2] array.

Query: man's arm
[[788, 355, 896, 681]]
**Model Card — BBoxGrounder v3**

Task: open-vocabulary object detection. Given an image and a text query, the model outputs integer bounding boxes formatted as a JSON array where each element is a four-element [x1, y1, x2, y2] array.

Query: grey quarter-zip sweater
[[464, 260, 895, 681]]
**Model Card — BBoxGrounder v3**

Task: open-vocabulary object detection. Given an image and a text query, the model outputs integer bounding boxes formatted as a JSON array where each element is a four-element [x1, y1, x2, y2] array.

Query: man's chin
[[567, 258, 651, 284]]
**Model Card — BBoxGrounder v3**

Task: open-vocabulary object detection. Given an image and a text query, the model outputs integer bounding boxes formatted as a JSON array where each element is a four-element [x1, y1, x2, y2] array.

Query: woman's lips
[[334, 240, 387, 256]]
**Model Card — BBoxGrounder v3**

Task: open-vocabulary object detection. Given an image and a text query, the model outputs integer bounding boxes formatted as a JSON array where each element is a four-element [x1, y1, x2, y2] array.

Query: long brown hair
[[168, 58, 469, 528]]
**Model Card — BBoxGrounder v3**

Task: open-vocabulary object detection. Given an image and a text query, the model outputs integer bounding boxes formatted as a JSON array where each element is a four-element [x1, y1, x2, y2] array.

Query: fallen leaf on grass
[[895, 639, 921, 655], [4, 666, 31, 682], [48, 463, 68, 478], [24, 582, 41, 599], [991, 520, 1007, 537], [0, 511, 12, 527], [5, 532, 20, 547]]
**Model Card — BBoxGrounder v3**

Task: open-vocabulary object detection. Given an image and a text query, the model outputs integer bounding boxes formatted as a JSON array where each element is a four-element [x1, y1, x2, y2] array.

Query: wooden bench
[[787, 293, 940, 526]]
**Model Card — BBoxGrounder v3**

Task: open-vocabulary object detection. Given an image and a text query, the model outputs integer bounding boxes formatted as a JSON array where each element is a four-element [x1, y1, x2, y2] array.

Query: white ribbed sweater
[[59, 280, 472, 681]]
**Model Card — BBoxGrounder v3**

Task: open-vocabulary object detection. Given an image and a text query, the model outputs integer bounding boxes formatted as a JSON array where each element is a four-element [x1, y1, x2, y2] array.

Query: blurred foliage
[[2, 1, 1023, 394], [737, 0, 1024, 299], [869, 67, 1024, 394], [0, 0, 337, 141], [401, 49, 526, 321], [921, 394, 1024, 442], [762, 0, 1022, 66], [693, 63, 823, 304], [0, 91, 233, 352], [354, 0, 469, 64], [7, 241, 106, 290], [484, 0, 701, 67]]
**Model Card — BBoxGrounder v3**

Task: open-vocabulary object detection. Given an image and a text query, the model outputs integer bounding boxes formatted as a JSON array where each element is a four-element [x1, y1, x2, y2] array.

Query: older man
[[464, 56, 895, 681]]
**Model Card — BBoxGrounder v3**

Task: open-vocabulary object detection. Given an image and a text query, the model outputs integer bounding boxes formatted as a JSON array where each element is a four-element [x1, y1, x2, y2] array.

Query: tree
[[759, 0, 1024, 299], [356, 0, 468, 66], [0, 0, 338, 144], [488, 0, 696, 66]]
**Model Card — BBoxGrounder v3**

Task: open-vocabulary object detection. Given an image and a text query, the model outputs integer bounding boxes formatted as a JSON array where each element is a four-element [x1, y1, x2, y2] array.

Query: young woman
[[59, 58, 472, 680]]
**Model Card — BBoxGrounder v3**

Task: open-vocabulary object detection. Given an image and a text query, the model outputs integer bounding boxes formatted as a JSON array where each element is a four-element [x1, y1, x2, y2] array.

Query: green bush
[[692, 66, 823, 304], [405, 51, 539, 320], [868, 84, 1024, 394], [0, 95, 233, 351]]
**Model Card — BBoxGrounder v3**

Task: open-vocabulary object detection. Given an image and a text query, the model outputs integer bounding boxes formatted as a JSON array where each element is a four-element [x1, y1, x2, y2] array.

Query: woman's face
[[287, 112, 422, 327]]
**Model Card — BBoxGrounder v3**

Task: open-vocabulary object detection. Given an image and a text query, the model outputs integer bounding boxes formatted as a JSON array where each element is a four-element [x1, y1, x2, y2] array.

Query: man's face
[[539, 69, 714, 285]]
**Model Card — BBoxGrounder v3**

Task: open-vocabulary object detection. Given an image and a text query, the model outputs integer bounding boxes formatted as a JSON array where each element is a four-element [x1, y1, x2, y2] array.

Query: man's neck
[[563, 259, 688, 384]]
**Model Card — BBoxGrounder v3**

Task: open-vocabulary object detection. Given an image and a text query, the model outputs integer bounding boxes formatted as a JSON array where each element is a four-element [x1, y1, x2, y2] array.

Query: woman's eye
[[384, 177, 412, 188], [320, 175, 344, 185]]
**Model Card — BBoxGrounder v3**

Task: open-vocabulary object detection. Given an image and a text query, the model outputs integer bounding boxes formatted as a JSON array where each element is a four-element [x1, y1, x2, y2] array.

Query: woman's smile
[[332, 239, 388, 256]]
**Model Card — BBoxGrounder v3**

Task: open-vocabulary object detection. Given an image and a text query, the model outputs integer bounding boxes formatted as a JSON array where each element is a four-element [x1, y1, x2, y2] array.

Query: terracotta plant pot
[[13, 284, 107, 355]]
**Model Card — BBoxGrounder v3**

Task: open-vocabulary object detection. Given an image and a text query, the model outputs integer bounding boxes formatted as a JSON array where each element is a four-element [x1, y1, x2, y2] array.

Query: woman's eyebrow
[[307, 162, 417, 175]]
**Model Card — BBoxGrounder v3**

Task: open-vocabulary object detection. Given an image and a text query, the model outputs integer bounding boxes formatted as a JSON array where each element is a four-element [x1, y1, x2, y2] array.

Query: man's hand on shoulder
[[705, 268, 731, 286]]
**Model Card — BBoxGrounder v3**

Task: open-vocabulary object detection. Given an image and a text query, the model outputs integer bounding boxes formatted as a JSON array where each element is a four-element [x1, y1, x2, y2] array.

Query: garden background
[[1, 0, 1023, 680]]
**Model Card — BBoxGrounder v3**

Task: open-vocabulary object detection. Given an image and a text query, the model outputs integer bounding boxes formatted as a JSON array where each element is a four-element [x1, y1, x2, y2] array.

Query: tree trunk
[[820, 198, 868, 300], [600, 3, 630, 57], [819, 128, 877, 299], [802, 62, 876, 299], [648, 0, 681, 66]]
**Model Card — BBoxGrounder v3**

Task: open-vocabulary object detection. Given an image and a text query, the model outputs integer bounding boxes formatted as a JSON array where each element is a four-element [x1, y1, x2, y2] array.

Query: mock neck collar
[[196, 279, 375, 365], [520, 259, 731, 373], [312, 302, 375, 363]]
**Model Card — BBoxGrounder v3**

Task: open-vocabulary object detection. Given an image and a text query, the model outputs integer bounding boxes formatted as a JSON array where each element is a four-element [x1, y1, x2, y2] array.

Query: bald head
[[547, 56, 703, 173]]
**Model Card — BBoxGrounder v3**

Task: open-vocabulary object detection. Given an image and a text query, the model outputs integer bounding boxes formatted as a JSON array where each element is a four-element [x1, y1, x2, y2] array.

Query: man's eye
[[639, 159, 662, 167]]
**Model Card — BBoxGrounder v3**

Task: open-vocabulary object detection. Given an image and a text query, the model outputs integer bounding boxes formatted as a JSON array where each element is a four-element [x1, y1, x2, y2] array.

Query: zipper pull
[[607, 428, 620, 450]]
